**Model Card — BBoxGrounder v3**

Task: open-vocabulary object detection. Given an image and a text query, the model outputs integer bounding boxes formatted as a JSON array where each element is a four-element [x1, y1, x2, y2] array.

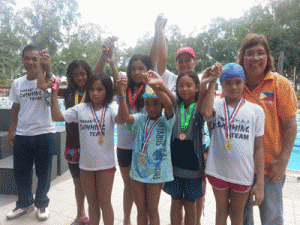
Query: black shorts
[[117, 148, 133, 168], [68, 163, 80, 179], [163, 176, 204, 202]]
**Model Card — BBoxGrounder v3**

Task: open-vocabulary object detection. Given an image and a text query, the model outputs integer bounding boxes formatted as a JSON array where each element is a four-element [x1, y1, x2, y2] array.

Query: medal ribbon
[[141, 116, 161, 154], [180, 102, 196, 133], [90, 105, 106, 136], [75, 91, 87, 105], [128, 85, 145, 109], [224, 97, 243, 139]]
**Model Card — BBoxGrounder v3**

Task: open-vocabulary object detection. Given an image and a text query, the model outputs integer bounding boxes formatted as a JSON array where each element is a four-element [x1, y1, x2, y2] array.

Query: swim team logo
[[260, 92, 274, 103]]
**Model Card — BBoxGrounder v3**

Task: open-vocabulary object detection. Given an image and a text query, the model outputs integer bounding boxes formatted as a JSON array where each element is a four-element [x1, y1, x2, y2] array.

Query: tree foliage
[[1, 0, 300, 87]]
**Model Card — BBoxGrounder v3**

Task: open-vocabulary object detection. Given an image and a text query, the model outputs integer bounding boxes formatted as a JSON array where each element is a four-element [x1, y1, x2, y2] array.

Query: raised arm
[[115, 75, 135, 125], [37, 49, 55, 90], [199, 63, 222, 117], [106, 48, 119, 95], [94, 36, 118, 75], [144, 70, 174, 118], [149, 14, 167, 76], [51, 82, 65, 122]]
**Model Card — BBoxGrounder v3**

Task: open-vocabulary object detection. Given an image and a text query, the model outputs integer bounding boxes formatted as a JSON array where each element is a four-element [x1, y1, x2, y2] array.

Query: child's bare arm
[[51, 82, 65, 122], [106, 48, 119, 95], [199, 63, 222, 117], [251, 135, 264, 206], [149, 14, 167, 76], [144, 70, 174, 118], [95, 36, 119, 75], [115, 76, 135, 125]]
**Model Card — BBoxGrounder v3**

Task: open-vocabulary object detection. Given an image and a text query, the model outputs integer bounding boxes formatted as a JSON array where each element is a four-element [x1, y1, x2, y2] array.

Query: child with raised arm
[[200, 63, 265, 225], [116, 70, 175, 225], [51, 72, 116, 225], [161, 64, 220, 225]]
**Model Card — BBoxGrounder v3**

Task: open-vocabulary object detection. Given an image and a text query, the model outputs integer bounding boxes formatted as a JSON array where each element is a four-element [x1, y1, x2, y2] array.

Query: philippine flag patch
[[260, 92, 274, 102]]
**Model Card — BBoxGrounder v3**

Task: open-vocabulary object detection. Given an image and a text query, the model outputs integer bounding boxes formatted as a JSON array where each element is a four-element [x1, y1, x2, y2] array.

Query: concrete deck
[[0, 163, 300, 224]]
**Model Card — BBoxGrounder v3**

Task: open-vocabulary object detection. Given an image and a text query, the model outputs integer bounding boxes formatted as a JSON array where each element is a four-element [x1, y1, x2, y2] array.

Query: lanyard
[[75, 91, 87, 105], [128, 85, 145, 109], [141, 116, 161, 154], [180, 102, 196, 132], [224, 98, 243, 139], [90, 104, 106, 136]]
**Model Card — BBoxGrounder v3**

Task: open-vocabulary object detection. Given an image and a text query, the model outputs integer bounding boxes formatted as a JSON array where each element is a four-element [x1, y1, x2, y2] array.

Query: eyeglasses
[[244, 51, 267, 58]]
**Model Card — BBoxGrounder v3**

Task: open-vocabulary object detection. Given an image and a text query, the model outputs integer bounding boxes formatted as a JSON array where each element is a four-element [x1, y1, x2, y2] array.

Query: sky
[[15, 0, 263, 47]]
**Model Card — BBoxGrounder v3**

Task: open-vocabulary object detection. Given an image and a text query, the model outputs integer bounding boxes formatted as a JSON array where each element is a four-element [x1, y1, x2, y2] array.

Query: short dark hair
[[66, 60, 93, 93], [85, 73, 114, 107], [22, 45, 41, 58], [236, 33, 274, 74], [176, 71, 200, 103], [126, 54, 152, 111]]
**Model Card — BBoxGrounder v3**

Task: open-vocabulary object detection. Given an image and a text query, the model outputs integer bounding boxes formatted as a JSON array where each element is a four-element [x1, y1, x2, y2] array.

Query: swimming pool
[[0, 98, 299, 170]]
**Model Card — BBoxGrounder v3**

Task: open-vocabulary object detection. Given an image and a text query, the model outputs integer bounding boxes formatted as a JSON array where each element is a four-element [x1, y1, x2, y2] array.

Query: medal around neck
[[139, 152, 146, 164], [179, 102, 195, 141], [139, 116, 161, 164], [90, 105, 106, 145], [223, 98, 243, 150]]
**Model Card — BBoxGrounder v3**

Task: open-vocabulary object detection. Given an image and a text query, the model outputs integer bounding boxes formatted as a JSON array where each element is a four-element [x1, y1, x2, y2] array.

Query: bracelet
[[118, 95, 126, 99]]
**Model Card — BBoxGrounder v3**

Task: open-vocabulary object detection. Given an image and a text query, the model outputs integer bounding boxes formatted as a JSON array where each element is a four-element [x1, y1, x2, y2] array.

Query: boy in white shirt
[[6, 45, 56, 221]]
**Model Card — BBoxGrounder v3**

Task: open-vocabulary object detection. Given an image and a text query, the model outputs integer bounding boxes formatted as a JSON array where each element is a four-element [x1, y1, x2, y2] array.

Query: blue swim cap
[[220, 63, 245, 84]]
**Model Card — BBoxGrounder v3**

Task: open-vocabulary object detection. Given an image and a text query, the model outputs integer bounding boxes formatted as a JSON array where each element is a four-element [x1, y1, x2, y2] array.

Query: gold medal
[[98, 135, 104, 145], [139, 156, 145, 163], [139, 152, 146, 163], [225, 142, 232, 150]]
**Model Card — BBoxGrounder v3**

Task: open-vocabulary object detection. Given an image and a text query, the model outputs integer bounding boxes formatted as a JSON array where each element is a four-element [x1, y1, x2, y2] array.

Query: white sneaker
[[36, 207, 50, 221], [6, 205, 35, 220]]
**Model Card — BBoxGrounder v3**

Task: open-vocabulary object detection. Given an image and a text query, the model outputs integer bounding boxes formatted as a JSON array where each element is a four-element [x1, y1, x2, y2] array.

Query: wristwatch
[[46, 73, 53, 78]]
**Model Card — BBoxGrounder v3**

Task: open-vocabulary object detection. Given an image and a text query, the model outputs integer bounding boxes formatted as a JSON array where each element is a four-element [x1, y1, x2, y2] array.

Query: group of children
[[35, 15, 265, 225]]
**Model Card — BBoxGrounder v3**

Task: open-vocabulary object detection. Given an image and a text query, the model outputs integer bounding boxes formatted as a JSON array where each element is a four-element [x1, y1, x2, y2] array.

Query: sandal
[[71, 217, 90, 225]]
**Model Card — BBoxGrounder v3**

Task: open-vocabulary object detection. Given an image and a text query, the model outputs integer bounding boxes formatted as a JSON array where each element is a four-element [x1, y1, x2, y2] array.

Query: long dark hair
[[126, 54, 152, 111], [64, 60, 93, 109], [85, 73, 114, 107], [175, 71, 200, 103], [66, 60, 93, 93]]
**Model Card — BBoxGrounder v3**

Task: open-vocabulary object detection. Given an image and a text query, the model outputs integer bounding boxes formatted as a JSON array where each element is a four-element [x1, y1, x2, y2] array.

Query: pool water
[[0, 98, 299, 170]]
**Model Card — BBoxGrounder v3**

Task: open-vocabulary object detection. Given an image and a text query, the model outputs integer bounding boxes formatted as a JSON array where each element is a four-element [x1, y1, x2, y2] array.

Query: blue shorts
[[117, 148, 133, 168], [163, 176, 204, 202]]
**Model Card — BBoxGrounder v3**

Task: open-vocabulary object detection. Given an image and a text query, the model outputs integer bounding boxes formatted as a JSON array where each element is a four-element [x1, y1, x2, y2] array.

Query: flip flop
[[71, 217, 90, 225]]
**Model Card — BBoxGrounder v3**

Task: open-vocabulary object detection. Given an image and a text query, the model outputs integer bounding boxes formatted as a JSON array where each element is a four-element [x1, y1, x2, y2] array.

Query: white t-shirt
[[9, 75, 55, 136], [117, 95, 146, 150], [162, 69, 178, 96], [205, 98, 265, 185], [63, 103, 116, 171]]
